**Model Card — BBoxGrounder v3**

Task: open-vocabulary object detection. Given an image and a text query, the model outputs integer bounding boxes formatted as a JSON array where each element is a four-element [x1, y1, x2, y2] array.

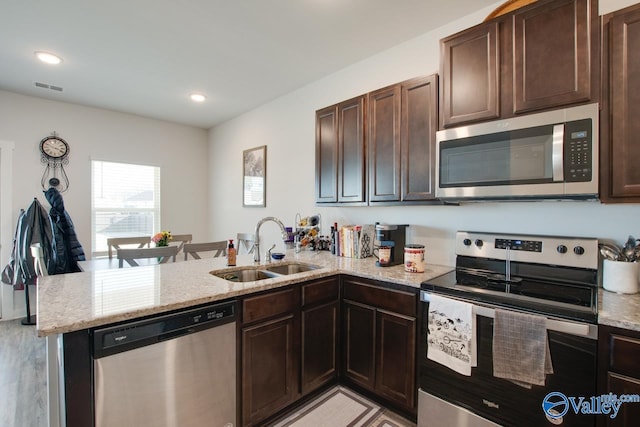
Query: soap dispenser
[[227, 239, 236, 266]]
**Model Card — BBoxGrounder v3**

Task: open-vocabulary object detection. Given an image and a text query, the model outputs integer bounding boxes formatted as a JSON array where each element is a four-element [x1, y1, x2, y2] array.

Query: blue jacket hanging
[[44, 187, 85, 273]]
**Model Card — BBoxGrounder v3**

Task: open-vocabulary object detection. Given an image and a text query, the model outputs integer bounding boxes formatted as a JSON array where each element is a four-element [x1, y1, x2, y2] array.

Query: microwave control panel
[[564, 118, 592, 182]]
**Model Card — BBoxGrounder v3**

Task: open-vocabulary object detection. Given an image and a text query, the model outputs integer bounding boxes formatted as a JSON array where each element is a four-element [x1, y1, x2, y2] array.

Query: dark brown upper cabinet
[[369, 84, 402, 202], [315, 95, 367, 204], [401, 75, 439, 202], [440, 0, 598, 128], [512, 0, 595, 113], [316, 74, 438, 205], [368, 75, 439, 204], [315, 106, 338, 203], [440, 22, 500, 128], [600, 3, 640, 202]]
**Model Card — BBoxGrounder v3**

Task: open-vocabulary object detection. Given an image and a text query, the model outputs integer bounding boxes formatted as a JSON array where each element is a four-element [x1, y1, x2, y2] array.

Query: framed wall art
[[243, 145, 266, 207]]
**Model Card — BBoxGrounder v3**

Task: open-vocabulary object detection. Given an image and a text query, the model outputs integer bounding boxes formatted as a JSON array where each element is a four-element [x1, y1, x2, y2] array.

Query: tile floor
[[269, 385, 416, 427]]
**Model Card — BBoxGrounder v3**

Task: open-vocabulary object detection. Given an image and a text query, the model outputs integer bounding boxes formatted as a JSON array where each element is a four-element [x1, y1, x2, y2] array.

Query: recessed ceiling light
[[35, 51, 63, 65], [190, 93, 206, 103]]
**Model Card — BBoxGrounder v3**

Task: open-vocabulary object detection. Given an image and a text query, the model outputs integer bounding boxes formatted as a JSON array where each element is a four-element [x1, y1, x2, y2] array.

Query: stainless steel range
[[418, 231, 599, 427]]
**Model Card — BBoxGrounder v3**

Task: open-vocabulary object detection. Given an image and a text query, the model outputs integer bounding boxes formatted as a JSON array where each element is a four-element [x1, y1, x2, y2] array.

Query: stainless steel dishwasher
[[92, 301, 236, 427]]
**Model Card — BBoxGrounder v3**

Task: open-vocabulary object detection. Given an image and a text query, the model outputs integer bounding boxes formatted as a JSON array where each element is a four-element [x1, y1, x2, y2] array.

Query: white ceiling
[[0, 0, 497, 129]]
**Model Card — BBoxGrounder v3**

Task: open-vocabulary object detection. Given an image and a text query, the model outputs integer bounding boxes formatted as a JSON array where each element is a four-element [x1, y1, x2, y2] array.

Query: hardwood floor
[[0, 319, 47, 427]]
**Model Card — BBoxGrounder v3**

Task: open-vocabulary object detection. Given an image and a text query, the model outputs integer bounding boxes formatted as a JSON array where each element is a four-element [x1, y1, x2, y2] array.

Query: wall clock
[[39, 132, 70, 192], [40, 135, 69, 160]]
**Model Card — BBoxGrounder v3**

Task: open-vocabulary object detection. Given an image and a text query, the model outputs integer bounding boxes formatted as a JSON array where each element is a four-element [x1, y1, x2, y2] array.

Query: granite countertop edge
[[36, 250, 640, 336]]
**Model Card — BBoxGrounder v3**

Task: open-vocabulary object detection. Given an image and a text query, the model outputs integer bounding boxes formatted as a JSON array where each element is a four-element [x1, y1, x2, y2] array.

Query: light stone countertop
[[598, 288, 640, 332], [36, 250, 453, 337], [37, 249, 640, 336]]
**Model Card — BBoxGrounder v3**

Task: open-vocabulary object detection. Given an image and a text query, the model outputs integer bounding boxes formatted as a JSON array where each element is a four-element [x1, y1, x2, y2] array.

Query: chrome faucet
[[254, 216, 289, 263]]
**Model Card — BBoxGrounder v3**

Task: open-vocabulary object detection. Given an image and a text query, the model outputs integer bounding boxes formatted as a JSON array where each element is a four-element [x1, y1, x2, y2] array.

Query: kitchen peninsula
[[36, 249, 640, 427], [37, 250, 451, 427]]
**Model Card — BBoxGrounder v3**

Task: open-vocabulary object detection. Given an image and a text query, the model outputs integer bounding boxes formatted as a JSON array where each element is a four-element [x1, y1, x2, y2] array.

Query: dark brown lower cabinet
[[344, 301, 376, 388], [240, 276, 416, 425], [342, 277, 417, 413], [598, 325, 640, 427], [375, 310, 416, 408], [240, 278, 339, 426], [242, 315, 297, 426], [301, 277, 340, 395], [240, 287, 300, 426], [301, 300, 339, 394]]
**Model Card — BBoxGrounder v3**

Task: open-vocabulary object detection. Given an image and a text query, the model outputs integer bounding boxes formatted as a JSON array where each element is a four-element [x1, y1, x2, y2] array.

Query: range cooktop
[[421, 232, 599, 323]]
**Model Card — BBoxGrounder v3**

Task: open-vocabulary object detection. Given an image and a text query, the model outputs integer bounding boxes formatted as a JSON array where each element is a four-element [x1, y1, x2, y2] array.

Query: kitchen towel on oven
[[427, 294, 476, 376], [492, 308, 553, 388]]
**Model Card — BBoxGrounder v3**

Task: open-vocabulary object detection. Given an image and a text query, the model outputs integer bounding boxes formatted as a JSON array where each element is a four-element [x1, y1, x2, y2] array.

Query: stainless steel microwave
[[435, 103, 599, 201]]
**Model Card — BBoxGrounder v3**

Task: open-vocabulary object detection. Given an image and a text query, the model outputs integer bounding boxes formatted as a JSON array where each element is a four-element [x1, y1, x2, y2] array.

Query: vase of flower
[[152, 231, 172, 247]]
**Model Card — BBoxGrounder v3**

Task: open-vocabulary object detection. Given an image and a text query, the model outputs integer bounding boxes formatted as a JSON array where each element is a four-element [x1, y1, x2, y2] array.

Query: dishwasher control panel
[[93, 301, 236, 358]]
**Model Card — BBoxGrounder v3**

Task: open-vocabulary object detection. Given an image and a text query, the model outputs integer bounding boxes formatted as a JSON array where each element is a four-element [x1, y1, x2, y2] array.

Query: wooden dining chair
[[107, 236, 151, 259], [237, 233, 255, 255], [183, 241, 227, 260], [169, 234, 193, 254], [117, 246, 178, 267]]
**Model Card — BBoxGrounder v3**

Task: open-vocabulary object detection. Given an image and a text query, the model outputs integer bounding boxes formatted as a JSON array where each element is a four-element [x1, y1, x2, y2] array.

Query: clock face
[[40, 137, 69, 160]]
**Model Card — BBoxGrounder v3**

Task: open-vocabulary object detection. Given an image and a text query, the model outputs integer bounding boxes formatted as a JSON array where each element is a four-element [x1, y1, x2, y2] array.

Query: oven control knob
[[574, 246, 585, 255], [557, 245, 568, 254], [475, 239, 484, 248], [463, 238, 472, 246]]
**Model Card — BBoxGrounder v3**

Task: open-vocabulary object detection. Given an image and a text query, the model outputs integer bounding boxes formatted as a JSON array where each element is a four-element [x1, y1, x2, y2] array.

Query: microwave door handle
[[552, 124, 564, 181]]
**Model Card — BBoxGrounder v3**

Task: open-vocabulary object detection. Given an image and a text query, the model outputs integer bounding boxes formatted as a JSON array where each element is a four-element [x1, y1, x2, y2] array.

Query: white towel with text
[[427, 294, 476, 376]]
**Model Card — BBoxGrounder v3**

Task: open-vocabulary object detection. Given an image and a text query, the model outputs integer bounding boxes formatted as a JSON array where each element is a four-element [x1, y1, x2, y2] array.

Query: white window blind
[[91, 160, 160, 257]]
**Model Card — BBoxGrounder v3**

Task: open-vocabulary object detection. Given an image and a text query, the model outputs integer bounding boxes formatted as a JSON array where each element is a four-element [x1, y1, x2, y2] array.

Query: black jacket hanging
[[1, 198, 57, 289]]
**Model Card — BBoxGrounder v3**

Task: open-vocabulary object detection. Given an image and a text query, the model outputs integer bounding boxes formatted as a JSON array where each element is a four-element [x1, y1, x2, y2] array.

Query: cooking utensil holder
[[603, 259, 639, 294]]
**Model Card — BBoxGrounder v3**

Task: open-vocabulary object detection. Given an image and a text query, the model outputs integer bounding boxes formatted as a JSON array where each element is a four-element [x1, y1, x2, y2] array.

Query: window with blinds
[[91, 160, 160, 257]]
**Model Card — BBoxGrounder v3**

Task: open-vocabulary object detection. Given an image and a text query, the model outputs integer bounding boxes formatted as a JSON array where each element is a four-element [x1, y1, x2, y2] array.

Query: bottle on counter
[[227, 239, 236, 266], [330, 226, 335, 254]]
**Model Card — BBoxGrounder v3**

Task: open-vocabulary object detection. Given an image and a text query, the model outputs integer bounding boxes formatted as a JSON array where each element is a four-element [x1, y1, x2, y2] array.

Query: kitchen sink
[[213, 267, 280, 282], [212, 262, 321, 282], [264, 263, 320, 275]]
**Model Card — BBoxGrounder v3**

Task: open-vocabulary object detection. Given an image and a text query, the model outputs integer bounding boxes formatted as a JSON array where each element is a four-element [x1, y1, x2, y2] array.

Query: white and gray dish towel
[[427, 295, 553, 388], [427, 294, 477, 376]]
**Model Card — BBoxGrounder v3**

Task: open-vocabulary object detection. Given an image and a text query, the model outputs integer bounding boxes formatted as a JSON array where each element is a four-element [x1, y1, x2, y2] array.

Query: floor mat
[[367, 410, 417, 427], [269, 386, 382, 427]]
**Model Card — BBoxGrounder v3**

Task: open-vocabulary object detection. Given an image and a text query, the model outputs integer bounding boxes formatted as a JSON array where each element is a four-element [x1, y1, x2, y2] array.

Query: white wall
[[209, 0, 640, 266], [0, 90, 209, 319]]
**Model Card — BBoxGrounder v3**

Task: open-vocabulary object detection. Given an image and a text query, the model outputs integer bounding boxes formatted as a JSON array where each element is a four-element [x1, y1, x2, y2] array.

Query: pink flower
[[152, 231, 172, 246]]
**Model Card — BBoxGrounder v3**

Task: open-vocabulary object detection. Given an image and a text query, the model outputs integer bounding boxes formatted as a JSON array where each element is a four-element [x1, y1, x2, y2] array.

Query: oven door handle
[[420, 291, 597, 339]]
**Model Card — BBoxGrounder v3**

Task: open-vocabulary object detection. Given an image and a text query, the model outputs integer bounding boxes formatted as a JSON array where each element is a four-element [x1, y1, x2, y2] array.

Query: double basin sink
[[212, 262, 320, 282]]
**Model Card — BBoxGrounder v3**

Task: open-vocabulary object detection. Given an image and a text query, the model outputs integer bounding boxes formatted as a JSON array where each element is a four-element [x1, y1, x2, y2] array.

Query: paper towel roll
[[603, 259, 639, 294]]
